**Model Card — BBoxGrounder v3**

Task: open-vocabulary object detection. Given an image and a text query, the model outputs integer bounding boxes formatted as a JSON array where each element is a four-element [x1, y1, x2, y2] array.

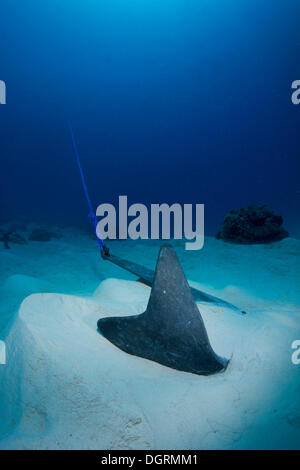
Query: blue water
[[0, 0, 299, 235], [1, 2, 300, 451]]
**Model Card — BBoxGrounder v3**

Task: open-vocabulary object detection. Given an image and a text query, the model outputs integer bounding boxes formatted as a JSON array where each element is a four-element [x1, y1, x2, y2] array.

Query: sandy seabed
[[0, 226, 299, 449]]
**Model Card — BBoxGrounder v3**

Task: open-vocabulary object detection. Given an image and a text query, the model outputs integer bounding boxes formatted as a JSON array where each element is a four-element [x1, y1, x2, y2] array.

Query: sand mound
[[0, 279, 299, 450]]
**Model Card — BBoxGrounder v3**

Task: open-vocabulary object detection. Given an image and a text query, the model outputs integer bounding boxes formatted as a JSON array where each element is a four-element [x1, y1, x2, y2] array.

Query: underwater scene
[[0, 0, 300, 452]]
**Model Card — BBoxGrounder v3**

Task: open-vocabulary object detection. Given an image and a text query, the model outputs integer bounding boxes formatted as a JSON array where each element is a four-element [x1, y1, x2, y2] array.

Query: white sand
[[0, 229, 299, 449]]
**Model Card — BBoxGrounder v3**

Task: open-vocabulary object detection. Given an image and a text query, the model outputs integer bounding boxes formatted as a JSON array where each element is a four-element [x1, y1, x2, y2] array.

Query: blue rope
[[69, 123, 106, 253]]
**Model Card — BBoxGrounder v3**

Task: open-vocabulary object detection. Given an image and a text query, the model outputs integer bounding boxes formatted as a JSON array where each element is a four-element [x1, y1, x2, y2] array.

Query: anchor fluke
[[97, 245, 228, 376]]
